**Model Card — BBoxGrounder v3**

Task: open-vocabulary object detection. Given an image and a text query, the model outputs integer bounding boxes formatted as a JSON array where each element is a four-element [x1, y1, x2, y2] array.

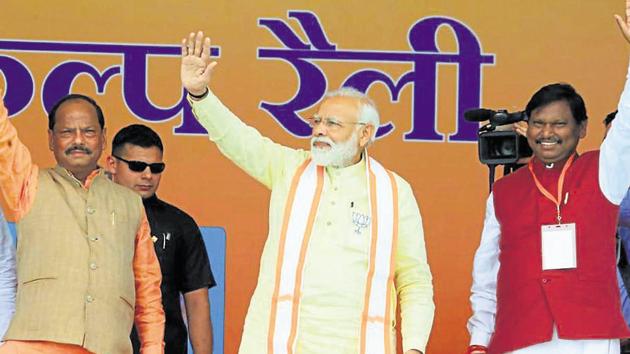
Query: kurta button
[[326, 221, 332, 226], [333, 187, 338, 191], [89, 236, 99, 242], [86, 295, 94, 303], [331, 201, 336, 205], [542, 278, 549, 284], [87, 207, 96, 214], [89, 262, 97, 270]]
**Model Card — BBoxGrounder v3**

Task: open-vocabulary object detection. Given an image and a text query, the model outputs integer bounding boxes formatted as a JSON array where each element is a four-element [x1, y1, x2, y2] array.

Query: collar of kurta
[[530, 152, 580, 173], [53, 165, 103, 189], [321, 150, 367, 180]]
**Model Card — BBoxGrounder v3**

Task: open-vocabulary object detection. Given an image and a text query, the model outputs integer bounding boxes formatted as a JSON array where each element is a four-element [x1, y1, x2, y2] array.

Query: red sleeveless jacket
[[488, 151, 630, 354]]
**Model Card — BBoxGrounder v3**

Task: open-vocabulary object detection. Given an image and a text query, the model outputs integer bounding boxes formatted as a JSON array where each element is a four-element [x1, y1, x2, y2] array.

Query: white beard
[[310, 133, 359, 168]]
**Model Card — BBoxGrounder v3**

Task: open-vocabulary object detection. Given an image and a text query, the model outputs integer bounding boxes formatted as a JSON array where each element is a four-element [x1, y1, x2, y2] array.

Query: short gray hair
[[324, 87, 380, 144]]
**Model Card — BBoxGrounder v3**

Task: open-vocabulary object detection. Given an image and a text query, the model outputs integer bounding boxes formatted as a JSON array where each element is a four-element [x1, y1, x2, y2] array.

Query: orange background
[[1, 1, 629, 353]]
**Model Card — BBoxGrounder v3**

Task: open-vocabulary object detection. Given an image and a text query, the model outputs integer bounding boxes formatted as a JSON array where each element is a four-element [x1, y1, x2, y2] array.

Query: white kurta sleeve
[[468, 193, 500, 346], [600, 57, 630, 203]]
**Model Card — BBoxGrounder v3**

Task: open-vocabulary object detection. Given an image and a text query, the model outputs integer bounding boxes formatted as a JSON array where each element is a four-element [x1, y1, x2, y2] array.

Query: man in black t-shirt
[[107, 124, 216, 354]]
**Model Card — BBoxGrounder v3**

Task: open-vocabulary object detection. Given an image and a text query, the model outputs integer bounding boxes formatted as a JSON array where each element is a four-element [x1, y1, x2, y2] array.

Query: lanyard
[[527, 153, 576, 224]]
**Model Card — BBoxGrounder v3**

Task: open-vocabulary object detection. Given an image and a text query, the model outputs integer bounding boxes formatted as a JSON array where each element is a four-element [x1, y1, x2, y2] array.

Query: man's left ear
[[360, 124, 374, 147], [579, 120, 588, 139], [105, 155, 116, 175]]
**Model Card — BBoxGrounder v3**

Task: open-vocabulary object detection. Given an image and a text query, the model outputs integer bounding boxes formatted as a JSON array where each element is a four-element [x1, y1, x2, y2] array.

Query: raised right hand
[[181, 31, 217, 96], [615, 0, 630, 44]]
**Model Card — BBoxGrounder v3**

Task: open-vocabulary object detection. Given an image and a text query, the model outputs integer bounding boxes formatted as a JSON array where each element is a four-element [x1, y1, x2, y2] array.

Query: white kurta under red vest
[[489, 151, 630, 354]]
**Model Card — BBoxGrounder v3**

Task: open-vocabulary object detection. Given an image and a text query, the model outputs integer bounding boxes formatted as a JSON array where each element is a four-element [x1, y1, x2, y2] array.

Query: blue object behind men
[[0, 210, 16, 339], [618, 192, 630, 325]]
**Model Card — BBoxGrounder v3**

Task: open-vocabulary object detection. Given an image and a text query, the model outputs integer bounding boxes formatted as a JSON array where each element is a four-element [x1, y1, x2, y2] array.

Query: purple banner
[[257, 11, 495, 142], [1, 11, 493, 141], [0, 39, 220, 134]]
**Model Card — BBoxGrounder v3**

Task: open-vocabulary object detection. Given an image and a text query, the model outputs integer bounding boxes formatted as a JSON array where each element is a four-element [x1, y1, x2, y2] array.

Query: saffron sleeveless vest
[[5, 167, 143, 354]]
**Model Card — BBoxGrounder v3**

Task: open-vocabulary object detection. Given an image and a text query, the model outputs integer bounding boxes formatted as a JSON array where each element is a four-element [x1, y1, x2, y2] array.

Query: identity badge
[[541, 223, 577, 270]]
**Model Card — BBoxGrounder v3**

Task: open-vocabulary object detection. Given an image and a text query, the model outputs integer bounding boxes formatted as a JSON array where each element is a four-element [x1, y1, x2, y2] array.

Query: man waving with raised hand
[[466, 2, 630, 353], [181, 31, 435, 354]]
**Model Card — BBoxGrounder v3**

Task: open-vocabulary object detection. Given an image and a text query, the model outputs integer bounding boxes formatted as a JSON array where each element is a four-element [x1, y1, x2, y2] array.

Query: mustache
[[64, 145, 92, 155], [311, 136, 334, 147], [535, 137, 561, 144]]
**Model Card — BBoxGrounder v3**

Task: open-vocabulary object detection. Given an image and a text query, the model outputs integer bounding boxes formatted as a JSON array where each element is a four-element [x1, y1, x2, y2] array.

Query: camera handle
[[488, 164, 496, 193], [487, 163, 524, 193]]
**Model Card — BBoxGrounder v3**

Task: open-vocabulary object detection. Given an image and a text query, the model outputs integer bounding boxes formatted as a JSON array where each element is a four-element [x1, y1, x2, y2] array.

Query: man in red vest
[[466, 4, 630, 354]]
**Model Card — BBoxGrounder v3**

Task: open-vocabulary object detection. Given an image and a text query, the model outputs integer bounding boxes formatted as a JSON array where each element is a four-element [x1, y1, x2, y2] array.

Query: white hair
[[324, 87, 380, 144]]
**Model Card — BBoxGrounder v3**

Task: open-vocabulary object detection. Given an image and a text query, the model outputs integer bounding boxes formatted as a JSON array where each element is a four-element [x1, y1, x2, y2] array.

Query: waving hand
[[181, 31, 217, 96], [615, 0, 630, 43]]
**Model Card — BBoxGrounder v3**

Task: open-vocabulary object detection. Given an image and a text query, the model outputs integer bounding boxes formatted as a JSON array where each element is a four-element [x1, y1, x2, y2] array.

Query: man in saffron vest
[[0, 92, 165, 354], [180, 32, 435, 353], [467, 6, 630, 354]]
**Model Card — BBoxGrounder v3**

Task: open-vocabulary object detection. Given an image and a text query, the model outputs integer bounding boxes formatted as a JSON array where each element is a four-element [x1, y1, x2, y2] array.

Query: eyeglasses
[[113, 155, 166, 174], [306, 116, 366, 131]]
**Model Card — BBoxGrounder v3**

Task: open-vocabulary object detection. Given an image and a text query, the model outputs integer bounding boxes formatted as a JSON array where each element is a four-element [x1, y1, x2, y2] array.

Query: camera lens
[[498, 139, 516, 157]]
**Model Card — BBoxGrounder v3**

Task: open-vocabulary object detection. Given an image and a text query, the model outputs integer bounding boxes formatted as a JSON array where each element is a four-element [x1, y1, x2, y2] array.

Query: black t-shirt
[[131, 194, 216, 354]]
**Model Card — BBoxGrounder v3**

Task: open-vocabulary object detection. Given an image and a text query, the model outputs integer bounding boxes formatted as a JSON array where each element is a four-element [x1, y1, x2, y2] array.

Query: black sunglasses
[[113, 154, 166, 174]]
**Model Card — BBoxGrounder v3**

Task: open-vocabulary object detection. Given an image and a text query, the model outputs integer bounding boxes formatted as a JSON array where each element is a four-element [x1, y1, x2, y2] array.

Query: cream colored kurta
[[191, 92, 434, 353]]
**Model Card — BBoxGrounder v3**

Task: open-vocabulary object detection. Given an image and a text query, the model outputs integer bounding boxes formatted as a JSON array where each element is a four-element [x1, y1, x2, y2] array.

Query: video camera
[[464, 108, 533, 165]]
